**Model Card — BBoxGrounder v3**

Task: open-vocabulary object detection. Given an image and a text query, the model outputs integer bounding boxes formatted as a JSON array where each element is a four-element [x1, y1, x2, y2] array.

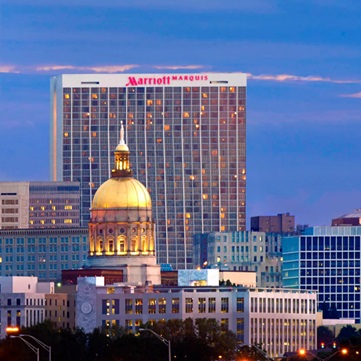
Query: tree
[[317, 326, 334, 348]]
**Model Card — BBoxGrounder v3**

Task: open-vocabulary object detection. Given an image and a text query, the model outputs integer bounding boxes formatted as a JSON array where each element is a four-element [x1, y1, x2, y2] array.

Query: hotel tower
[[50, 73, 247, 269]]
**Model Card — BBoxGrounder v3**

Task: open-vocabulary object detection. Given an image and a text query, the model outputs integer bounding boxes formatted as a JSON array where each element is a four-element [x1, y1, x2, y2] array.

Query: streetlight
[[5, 326, 51, 361], [139, 328, 171, 361], [20, 334, 52, 361], [9, 335, 40, 361]]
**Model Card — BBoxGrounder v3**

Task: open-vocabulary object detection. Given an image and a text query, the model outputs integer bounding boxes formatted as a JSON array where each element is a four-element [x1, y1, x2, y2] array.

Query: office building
[[283, 226, 361, 323], [0, 227, 88, 281], [193, 231, 282, 288], [76, 276, 317, 357], [251, 213, 294, 233], [50, 73, 247, 269], [0, 181, 80, 229]]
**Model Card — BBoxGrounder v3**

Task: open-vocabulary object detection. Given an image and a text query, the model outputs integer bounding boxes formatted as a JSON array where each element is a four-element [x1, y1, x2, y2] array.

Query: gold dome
[[92, 177, 152, 209]]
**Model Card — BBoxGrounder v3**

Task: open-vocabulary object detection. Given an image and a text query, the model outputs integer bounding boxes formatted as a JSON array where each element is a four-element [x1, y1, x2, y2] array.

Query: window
[[237, 297, 244, 312], [172, 298, 179, 314], [209, 298, 216, 313], [159, 298, 166, 314], [221, 298, 229, 313], [148, 299, 156, 314], [135, 299, 143, 314], [185, 298, 193, 313], [125, 299, 133, 314], [198, 298, 206, 313]]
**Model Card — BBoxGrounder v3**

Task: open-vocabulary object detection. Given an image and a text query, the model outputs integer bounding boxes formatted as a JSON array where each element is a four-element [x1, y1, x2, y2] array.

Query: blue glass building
[[283, 226, 361, 322]]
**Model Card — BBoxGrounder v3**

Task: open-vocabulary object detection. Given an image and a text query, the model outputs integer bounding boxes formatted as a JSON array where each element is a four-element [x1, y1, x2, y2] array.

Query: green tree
[[317, 326, 334, 348]]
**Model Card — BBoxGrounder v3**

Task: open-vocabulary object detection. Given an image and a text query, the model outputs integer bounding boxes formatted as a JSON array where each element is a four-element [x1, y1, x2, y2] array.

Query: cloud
[[35, 64, 139, 73], [340, 92, 361, 98], [153, 65, 206, 70], [0, 65, 20, 73], [246, 73, 361, 84], [2, 63, 361, 86]]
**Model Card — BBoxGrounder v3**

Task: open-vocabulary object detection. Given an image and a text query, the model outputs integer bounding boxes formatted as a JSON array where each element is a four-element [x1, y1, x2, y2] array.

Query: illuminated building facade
[[0, 181, 80, 229], [50, 73, 247, 269], [283, 226, 361, 323]]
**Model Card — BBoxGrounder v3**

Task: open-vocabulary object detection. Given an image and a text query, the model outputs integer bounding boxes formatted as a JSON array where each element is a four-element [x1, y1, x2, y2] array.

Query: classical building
[[251, 213, 295, 233], [0, 227, 88, 281], [0, 181, 80, 229], [283, 226, 361, 323], [84, 123, 161, 286], [50, 73, 247, 269]]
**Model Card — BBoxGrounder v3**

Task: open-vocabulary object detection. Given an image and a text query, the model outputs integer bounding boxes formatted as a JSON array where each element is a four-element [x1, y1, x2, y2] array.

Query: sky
[[0, 0, 360, 228]]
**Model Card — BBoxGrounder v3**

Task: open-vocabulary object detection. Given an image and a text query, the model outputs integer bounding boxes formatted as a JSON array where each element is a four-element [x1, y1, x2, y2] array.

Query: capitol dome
[[92, 177, 152, 210]]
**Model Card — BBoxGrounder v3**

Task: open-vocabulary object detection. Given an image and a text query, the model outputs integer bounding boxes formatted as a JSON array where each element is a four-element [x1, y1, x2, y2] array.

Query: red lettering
[[126, 74, 209, 86], [125, 77, 137, 86]]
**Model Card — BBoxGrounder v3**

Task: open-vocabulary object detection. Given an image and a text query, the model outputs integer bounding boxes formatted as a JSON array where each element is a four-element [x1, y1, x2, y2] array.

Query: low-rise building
[[0, 276, 54, 338], [76, 276, 317, 358]]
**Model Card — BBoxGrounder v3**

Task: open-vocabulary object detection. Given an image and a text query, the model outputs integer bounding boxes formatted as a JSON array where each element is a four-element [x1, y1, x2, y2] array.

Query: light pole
[[10, 335, 40, 361], [139, 328, 171, 361], [20, 334, 52, 361]]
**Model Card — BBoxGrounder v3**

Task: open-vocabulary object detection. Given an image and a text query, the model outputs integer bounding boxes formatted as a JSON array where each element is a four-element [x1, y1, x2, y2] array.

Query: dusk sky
[[0, 1, 360, 228]]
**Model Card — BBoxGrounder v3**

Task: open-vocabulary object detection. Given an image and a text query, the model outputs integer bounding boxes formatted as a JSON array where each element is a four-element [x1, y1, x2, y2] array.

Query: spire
[[112, 121, 132, 177], [119, 121, 125, 146]]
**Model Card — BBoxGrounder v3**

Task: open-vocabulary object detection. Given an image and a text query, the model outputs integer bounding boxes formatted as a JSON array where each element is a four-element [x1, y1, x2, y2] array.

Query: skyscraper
[[50, 73, 247, 269]]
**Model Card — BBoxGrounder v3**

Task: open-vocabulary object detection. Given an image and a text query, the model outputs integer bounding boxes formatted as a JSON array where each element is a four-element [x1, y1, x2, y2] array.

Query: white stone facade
[[76, 276, 317, 357]]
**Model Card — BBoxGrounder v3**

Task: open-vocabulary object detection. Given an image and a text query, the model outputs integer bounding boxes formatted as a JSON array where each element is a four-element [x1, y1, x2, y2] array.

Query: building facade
[[0, 228, 88, 281], [0, 276, 53, 338], [0, 181, 80, 229], [50, 73, 247, 269], [193, 231, 283, 288], [76, 276, 317, 358], [282, 226, 361, 323], [250, 213, 295, 233]]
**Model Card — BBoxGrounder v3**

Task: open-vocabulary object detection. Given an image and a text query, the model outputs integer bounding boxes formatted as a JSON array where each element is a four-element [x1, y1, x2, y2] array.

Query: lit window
[[202, 93, 208, 98], [41, 206, 45, 211], [156, 139, 162, 144], [29, 206, 34, 211], [183, 112, 190, 118], [202, 194, 208, 200], [64, 205, 73, 210], [64, 219, 72, 224], [91, 94, 98, 99], [147, 100, 153, 106], [64, 132, 68, 137], [190, 175, 195, 181], [164, 125, 170, 131], [92, 132, 97, 137], [40, 220, 45, 225], [185, 213, 191, 219], [64, 94, 70, 99], [52, 206, 56, 210], [51, 220, 56, 224]]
